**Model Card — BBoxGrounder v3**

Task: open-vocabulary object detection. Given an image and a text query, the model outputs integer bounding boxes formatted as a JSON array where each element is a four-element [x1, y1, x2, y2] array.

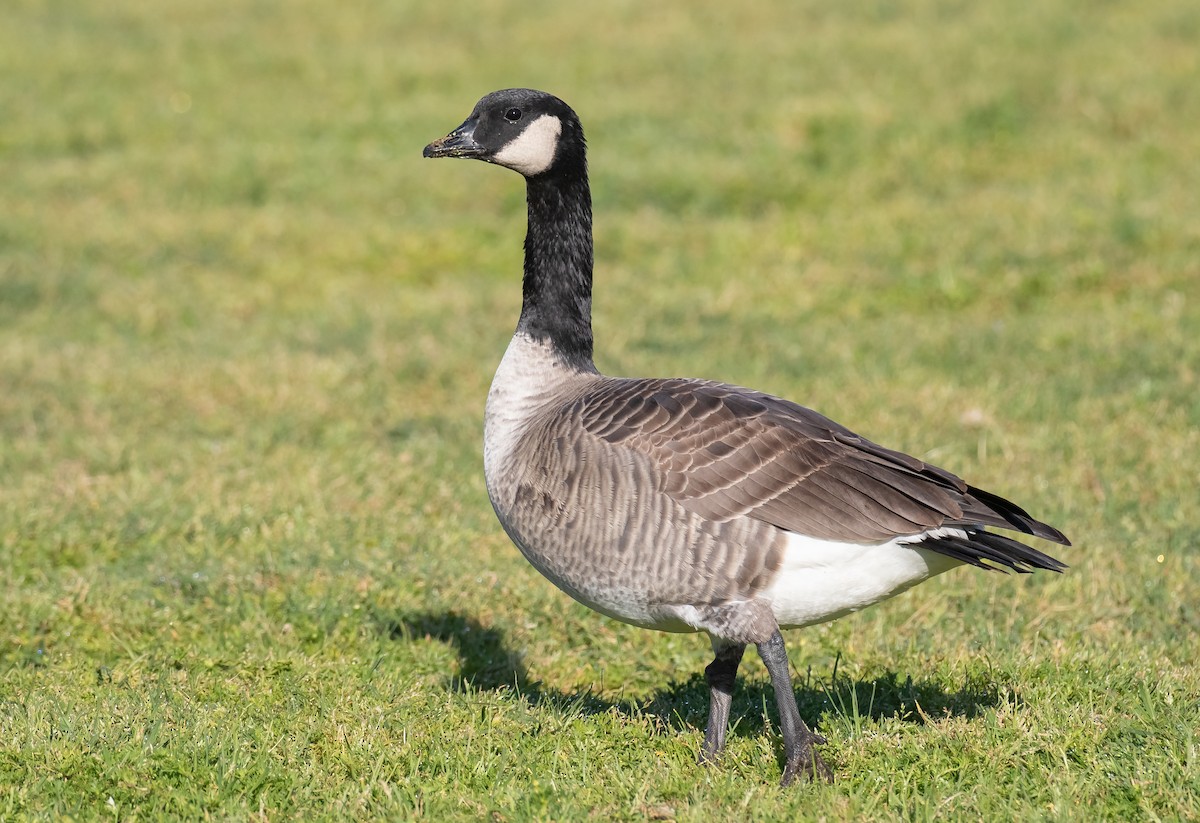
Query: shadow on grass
[[377, 609, 1008, 745], [380, 609, 535, 693]]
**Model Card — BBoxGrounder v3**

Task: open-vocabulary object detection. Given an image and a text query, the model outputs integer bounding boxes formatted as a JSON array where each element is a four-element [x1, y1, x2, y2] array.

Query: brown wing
[[577, 377, 1070, 549]]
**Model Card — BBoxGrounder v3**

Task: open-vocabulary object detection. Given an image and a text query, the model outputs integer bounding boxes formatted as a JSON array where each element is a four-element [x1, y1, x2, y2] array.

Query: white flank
[[493, 114, 563, 176], [764, 529, 964, 628]]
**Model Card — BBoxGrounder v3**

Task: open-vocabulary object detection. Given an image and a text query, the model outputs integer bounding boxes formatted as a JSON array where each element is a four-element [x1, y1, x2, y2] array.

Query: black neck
[[517, 167, 596, 372]]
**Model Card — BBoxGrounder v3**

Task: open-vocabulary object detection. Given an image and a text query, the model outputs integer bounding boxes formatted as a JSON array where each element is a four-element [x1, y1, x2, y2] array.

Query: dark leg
[[756, 629, 833, 785], [700, 640, 745, 763]]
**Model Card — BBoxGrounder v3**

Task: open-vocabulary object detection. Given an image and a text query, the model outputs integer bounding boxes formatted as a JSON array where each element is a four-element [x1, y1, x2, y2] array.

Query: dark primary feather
[[577, 377, 1069, 571]]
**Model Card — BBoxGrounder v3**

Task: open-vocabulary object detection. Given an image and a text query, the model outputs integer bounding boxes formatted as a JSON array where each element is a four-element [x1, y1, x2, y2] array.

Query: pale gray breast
[[483, 342, 785, 626]]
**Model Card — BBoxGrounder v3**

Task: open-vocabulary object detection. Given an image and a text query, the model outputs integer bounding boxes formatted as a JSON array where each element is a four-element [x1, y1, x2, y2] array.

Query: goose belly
[[489, 504, 680, 631], [763, 531, 962, 628], [485, 442, 784, 633]]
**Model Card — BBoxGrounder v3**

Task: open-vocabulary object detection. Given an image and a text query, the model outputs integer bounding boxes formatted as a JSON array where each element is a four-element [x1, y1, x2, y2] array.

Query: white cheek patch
[[493, 114, 562, 176]]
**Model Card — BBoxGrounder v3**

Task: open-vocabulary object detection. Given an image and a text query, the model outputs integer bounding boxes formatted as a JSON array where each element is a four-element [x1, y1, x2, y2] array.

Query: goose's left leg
[[699, 639, 745, 764]]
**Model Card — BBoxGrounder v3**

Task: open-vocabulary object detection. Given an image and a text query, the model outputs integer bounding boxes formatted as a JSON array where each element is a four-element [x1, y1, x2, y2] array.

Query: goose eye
[[503, 107, 522, 122]]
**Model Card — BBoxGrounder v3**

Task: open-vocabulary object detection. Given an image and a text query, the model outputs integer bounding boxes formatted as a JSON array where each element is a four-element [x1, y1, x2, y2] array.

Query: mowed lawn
[[2, 0, 1199, 819]]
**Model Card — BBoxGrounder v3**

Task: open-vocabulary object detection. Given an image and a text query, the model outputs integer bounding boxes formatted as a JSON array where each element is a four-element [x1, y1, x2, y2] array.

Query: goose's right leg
[[757, 628, 834, 785]]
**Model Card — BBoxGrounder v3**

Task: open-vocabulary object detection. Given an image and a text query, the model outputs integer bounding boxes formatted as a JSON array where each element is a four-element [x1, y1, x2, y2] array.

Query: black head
[[423, 89, 584, 178]]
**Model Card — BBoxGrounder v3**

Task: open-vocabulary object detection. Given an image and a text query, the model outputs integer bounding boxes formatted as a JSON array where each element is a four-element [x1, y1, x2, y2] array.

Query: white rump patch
[[763, 530, 963, 629], [493, 114, 562, 176]]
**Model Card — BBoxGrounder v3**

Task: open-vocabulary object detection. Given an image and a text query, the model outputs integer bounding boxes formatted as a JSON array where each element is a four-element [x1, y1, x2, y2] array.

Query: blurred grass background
[[2, 0, 1198, 819]]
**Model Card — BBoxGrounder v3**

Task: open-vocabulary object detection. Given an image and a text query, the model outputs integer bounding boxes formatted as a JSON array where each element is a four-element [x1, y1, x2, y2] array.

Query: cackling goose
[[423, 88, 1069, 785]]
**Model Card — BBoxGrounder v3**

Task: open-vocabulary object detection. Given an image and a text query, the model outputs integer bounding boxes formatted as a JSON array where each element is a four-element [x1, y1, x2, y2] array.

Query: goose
[[423, 88, 1069, 785]]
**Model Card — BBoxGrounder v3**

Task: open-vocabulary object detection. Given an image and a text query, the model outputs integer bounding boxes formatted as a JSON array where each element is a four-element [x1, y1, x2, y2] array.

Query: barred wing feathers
[[576, 378, 1068, 573]]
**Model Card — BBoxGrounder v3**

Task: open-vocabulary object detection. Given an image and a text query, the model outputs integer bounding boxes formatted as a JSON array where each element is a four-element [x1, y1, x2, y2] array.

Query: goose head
[[423, 88, 584, 178]]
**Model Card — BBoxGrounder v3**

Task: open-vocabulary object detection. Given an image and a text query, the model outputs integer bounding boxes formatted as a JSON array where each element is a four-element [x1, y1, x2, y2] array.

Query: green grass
[[3, 0, 1199, 818]]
